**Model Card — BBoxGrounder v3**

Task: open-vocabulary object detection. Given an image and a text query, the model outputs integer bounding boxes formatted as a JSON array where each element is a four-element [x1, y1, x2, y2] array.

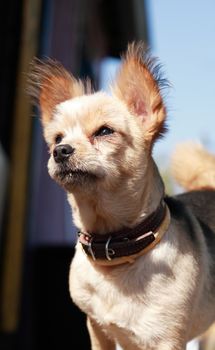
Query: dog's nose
[[53, 144, 75, 163]]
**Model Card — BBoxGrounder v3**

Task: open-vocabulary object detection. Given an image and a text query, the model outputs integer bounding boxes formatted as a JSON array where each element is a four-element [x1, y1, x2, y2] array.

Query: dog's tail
[[171, 142, 215, 191]]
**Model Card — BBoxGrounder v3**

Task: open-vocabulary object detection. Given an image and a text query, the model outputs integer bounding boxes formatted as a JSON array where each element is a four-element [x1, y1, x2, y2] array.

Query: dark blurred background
[[0, 1, 149, 349]]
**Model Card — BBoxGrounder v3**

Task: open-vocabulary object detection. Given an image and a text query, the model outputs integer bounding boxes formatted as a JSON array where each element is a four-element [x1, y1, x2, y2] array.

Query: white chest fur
[[68, 236, 204, 349]]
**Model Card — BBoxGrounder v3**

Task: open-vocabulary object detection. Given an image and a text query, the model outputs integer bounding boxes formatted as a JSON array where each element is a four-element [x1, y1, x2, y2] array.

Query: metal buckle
[[78, 231, 97, 261], [88, 236, 96, 261], [105, 236, 115, 261]]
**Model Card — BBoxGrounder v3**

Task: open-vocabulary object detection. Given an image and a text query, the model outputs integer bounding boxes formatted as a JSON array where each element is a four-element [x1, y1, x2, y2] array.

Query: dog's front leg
[[87, 317, 116, 350]]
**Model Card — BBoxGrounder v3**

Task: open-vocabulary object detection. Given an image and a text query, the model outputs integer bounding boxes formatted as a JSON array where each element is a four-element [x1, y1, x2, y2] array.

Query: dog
[[28, 42, 215, 350]]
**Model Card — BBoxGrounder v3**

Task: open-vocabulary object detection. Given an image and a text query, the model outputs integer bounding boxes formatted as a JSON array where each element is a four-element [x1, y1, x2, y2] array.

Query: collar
[[78, 199, 170, 266]]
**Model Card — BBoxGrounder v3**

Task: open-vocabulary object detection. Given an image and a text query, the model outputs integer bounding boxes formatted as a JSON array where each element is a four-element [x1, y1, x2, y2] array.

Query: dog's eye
[[94, 126, 114, 137], [55, 134, 63, 144]]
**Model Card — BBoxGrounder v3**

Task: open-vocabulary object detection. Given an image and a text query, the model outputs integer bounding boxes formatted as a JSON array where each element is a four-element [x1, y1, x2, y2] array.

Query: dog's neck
[[67, 159, 164, 235]]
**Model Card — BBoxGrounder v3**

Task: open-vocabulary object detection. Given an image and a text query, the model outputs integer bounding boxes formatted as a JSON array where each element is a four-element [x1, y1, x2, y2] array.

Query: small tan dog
[[28, 43, 215, 350]]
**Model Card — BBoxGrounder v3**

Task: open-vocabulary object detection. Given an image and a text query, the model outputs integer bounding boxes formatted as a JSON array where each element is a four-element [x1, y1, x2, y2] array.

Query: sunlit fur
[[28, 42, 215, 350]]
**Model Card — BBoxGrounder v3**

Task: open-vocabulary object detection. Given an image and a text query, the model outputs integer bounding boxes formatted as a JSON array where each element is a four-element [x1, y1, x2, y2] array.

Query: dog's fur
[[171, 141, 215, 191], [28, 43, 215, 350]]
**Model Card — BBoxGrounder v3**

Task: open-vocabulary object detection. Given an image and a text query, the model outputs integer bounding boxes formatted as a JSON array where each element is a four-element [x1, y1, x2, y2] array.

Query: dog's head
[[28, 43, 168, 194]]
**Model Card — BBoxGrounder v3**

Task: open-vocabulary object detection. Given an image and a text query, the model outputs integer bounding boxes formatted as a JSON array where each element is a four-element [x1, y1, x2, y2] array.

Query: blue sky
[[147, 0, 215, 164]]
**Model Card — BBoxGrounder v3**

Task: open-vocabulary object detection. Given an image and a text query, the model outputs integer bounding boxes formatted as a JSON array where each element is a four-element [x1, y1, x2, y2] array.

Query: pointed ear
[[27, 58, 89, 125], [113, 42, 169, 144]]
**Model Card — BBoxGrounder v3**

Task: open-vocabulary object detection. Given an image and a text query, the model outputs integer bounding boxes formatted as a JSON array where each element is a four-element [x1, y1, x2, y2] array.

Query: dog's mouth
[[53, 166, 99, 189], [58, 169, 97, 180]]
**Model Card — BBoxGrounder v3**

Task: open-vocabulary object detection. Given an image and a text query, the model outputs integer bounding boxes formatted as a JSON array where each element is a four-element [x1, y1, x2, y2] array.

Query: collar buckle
[[77, 200, 170, 266], [105, 236, 115, 260], [87, 237, 96, 261]]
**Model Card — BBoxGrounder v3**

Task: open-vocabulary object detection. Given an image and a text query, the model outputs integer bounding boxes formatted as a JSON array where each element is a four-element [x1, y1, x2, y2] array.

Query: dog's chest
[[68, 241, 208, 347], [70, 250, 146, 323], [68, 247, 174, 345]]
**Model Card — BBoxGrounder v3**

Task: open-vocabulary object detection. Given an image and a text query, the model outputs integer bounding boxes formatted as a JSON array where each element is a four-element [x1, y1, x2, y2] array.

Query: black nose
[[53, 144, 75, 163]]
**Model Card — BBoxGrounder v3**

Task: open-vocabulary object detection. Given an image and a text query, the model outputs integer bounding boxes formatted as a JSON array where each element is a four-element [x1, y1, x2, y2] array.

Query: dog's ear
[[27, 58, 88, 125], [113, 42, 169, 144]]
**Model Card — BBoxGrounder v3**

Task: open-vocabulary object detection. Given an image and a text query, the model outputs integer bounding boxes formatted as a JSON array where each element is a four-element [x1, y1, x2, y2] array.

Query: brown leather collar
[[78, 199, 170, 266]]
